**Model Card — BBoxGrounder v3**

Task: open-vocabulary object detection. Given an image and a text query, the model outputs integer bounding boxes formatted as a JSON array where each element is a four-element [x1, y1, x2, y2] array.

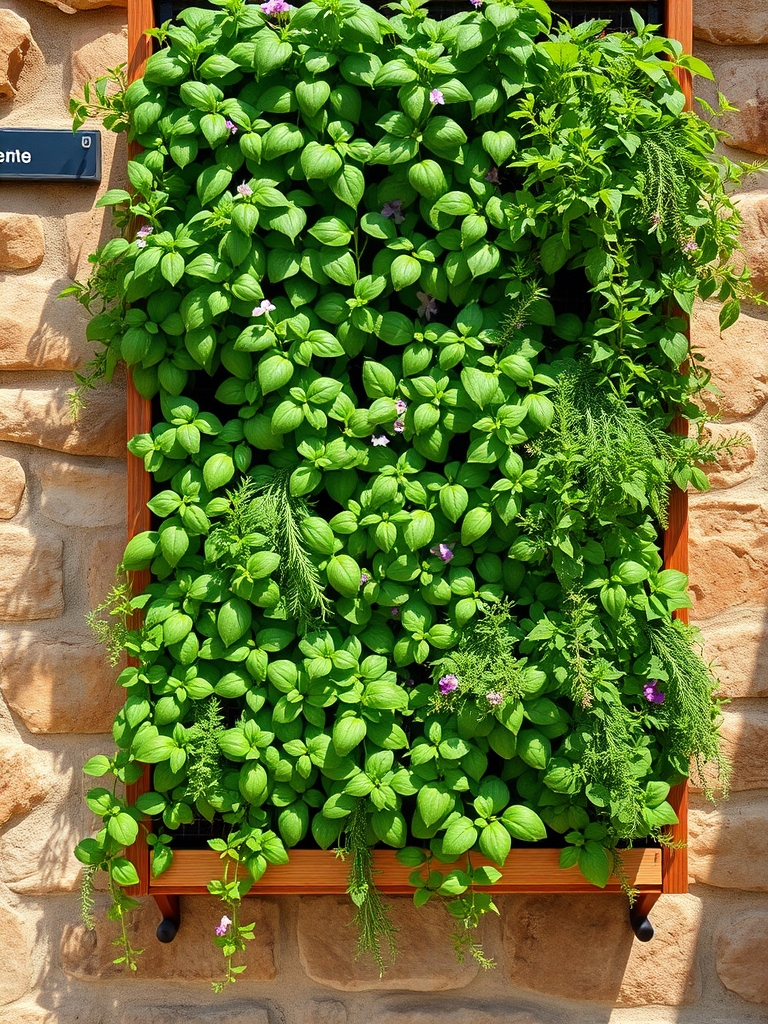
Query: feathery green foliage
[[344, 800, 397, 976]]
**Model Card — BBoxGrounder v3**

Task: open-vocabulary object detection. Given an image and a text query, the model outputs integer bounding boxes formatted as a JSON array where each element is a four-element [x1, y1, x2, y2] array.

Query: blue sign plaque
[[0, 128, 101, 183]]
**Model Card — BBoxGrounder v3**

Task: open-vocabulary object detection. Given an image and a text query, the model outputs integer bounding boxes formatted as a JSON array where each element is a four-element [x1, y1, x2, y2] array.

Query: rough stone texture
[[689, 794, 768, 891], [694, 1, 768, 45], [61, 896, 278, 981], [0, 634, 124, 733], [65, 136, 129, 281], [374, 1008, 546, 1024], [0, 214, 45, 271], [718, 707, 768, 791], [0, 1004, 270, 1024], [730, 192, 768, 302], [0, 455, 25, 518], [39, 457, 125, 527], [38, 0, 126, 12], [298, 896, 479, 991], [70, 27, 127, 98], [702, 423, 756, 489], [0, 9, 32, 100], [0, 526, 63, 621], [700, 612, 768, 699], [502, 894, 702, 1006], [692, 299, 768, 418], [0, 737, 48, 825], [716, 911, 768, 1003], [0, 899, 32, 1005], [688, 500, 768, 618], [0, 378, 126, 456], [0, 279, 93, 369], [86, 533, 128, 616], [719, 60, 768, 156], [303, 1000, 348, 1024]]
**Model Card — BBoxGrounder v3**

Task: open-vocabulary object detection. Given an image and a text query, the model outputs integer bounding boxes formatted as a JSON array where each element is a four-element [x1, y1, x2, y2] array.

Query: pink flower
[[682, 239, 698, 254], [643, 680, 666, 704], [360, 572, 370, 585], [438, 673, 459, 694], [261, 0, 291, 12], [393, 419, 405, 433], [395, 399, 407, 415], [417, 291, 438, 320], [650, 212, 661, 226], [486, 690, 503, 706], [252, 299, 276, 316], [430, 542, 454, 563], [237, 183, 253, 197], [136, 225, 153, 238], [371, 435, 391, 447], [381, 199, 405, 224], [391, 606, 400, 617], [215, 915, 232, 936], [470, 0, 483, 6], [429, 89, 445, 105], [225, 119, 238, 135]]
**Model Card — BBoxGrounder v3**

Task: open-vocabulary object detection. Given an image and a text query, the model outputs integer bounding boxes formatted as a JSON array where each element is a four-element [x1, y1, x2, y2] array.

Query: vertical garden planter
[[110, 0, 696, 949]]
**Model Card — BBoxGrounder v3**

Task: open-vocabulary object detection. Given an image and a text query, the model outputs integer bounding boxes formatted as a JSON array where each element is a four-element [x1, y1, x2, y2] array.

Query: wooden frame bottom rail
[[148, 847, 662, 896]]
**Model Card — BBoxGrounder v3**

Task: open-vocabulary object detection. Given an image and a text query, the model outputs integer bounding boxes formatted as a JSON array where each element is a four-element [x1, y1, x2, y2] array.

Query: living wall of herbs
[[70, 0, 751, 985]]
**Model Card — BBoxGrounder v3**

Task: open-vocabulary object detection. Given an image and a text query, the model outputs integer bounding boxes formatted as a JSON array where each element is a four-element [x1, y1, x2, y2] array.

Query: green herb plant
[[72, 0, 754, 986]]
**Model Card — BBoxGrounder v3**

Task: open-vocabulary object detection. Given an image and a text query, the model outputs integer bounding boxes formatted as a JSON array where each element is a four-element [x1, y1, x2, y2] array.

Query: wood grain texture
[[149, 848, 662, 896], [124, 0, 156, 898]]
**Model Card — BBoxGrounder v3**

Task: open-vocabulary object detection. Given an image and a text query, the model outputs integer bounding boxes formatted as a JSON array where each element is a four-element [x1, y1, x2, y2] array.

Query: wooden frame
[[123, 0, 692, 934]]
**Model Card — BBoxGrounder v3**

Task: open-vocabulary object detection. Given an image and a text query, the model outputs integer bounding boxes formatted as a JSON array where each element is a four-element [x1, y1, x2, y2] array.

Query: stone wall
[[0, 1, 767, 1022]]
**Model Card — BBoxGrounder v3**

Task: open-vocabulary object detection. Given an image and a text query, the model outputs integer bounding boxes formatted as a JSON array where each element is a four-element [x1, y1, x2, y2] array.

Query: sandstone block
[[720, 60, 768, 156], [0, 899, 33, 1005], [716, 910, 768, 1003], [38, 0, 126, 12], [731, 192, 768, 301], [61, 895, 278, 982], [0, 214, 44, 270], [0, 279, 93, 370], [0, 634, 124, 733], [70, 28, 127, 99], [111, 1006, 270, 1024], [297, 896, 478, 991], [0, 737, 49, 825], [0, 377, 126, 457], [699, 612, 768, 699], [702, 424, 756, 489], [692, 300, 768, 418], [688, 500, 768, 618], [39, 458, 125, 528], [690, 707, 768, 794], [0, 455, 25, 518], [694, 2, 768, 45], [502, 893, 702, 1005], [87, 535, 128, 617], [374, 1007, 545, 1024], [0, 526, 63, 621], [689, 793, 768, 890], [303, 1000, 348, 1024], [0, 9, 31, 100]]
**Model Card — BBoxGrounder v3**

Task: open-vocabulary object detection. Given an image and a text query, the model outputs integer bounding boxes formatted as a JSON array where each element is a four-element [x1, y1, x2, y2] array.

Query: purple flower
[[391, 606, 400, 618], [215, 915, 232, 937], [252, 299, 276, 316], [261, 0, 291, 12], [430, 542, 454, 563], [237, 182, 253, 197], [381, 199, 405, 225], [393, 419, 405, 434], [225, 119, 238, 135], [643, 680, 666, 704], [395, 399, 408, 415], [417, 291, 438, 320], [136, 225, 153, 238], [470, 0, 483, 6], [485, 167, 500, 184], [682, 239, 698, 254], [650, 212, 661, 226], [371, 434, 391, 447], [438, 673, 459, 695], [429, 89, 445, 105], [486, 690, 504, 706], [406, 677, 416, 687], [360, 572, 370, 585]]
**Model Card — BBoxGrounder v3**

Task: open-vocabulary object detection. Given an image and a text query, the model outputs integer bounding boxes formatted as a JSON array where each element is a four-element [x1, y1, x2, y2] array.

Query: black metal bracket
[[154, 894, 181, 943], [629, 893, 658, 941]]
